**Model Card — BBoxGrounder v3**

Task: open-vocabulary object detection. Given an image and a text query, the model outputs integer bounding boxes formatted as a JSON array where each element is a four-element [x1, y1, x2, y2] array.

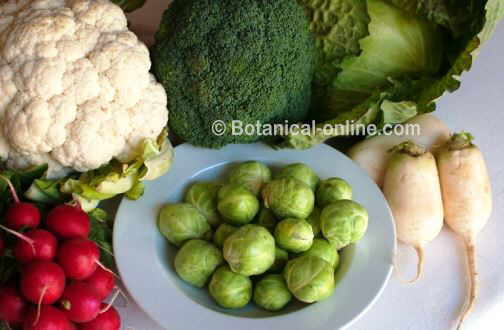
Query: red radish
[[59, 282, 101, 323], [79, 304, 121, 330], [0, 285, 27, 325], [57, 239, 100, 280], [81, 267, 116, 300], [46, 204, 90, 239], [20, 261, 66, 305], [23, 305, 71, 330], [0, 175, 40, 230], [67, 322, 78, 330], [14, 229, 58, 263]]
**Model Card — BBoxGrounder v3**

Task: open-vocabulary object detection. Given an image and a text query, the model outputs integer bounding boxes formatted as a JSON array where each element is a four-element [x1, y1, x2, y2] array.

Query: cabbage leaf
[[276, 0, 503, 149]]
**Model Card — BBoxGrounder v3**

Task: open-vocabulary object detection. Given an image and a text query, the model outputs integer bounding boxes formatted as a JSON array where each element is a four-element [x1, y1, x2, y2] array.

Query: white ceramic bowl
[[114, 143, 396, 330]]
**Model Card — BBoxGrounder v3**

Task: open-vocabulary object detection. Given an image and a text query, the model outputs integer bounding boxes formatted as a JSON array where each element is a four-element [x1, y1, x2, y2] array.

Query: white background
[[116, 2, 504, 329]]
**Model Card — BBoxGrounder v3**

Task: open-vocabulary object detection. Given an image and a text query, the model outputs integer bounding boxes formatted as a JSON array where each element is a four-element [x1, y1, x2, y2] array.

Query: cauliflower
[[0, 0, 168, 178]]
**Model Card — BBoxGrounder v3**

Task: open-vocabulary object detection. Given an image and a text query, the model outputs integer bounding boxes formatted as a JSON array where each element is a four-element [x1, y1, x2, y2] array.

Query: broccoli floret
[[152, 0, 316, 148]]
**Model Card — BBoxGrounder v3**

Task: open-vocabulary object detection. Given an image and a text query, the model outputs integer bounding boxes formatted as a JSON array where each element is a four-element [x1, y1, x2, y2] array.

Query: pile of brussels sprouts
[[158, 161, 369, 311]]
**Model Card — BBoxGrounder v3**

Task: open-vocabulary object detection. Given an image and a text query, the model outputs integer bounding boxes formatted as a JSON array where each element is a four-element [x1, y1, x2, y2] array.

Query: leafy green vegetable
[[23, 130, 173, 211], [125, 181, 145, 200], [0, 165, 50, 213], [139, 129, 175, 181], [14, 165, 49, 189], [88, 208, 115, 270], [24, 178, 65, 204], [0, 253, 18, 285], [378, 100, 418, 127], [324, 0, 443, 115], [275, 0, 503, 149], [299, 0, 370, 86], [152, 0, 316, 148], [385, 0, 484, 37], [0, 321, 12, 330]]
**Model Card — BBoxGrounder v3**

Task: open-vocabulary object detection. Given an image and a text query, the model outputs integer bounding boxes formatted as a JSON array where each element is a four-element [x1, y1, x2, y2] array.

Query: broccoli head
[[152, 0, 316, 148]]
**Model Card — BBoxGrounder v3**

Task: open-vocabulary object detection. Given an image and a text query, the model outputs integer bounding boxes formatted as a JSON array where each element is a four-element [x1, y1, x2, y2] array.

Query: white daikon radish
[[348, 114, 451, 187], [383, 141, 444, 282], [436, 132, 492, 330]]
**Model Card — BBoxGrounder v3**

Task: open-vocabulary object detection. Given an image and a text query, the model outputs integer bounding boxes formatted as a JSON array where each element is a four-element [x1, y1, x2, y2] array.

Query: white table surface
[[115, 3, 504, 330]]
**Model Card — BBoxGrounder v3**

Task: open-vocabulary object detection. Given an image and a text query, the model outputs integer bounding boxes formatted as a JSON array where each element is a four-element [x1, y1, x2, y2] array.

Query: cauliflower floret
[[0, 0, 168, 177]]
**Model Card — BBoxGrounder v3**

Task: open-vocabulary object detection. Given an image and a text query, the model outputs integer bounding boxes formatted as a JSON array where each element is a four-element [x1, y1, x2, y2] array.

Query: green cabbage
[[275, 0, 504, 149]]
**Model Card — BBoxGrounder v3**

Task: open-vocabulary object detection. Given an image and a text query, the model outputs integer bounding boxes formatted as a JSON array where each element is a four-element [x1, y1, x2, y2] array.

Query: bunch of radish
[[374, 132, 492, 329], [0, 176, 121, 330]]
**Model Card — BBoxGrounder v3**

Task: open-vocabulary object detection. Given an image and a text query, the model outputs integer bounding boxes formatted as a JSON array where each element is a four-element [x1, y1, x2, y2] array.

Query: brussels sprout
[[316, 178, 353, 207], [299, 238, 339, 269], [283, 256, 335, 303], [274, 218, 314, 253], [306, 207, 321, 237], [262, 178, 314, 219], [268, 247, 289, 273], [275, 163, 319, 191], [320, 200, 369, 249], [218, 184, 260, 225], [209, 265, 252, 309], [213, 223, 238, 247], [255, 207, 277, 232], [223, 224, 275, 276], [228, 161, 272, 195], [185, 182, 222, 227], [253, 274, 292, 311], [174, 240, 223, 288], [158, 203, 210, 247]]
